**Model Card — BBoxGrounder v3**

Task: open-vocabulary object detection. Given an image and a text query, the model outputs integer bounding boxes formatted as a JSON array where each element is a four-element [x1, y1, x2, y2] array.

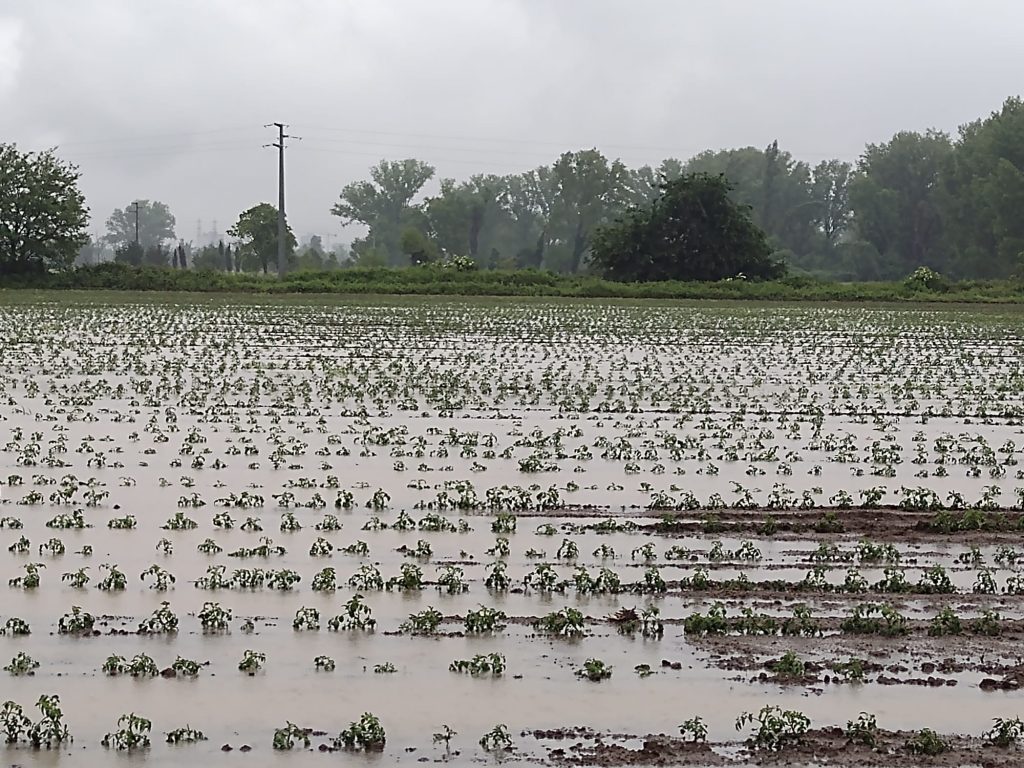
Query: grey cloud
[[1, 0, 1021, 245]]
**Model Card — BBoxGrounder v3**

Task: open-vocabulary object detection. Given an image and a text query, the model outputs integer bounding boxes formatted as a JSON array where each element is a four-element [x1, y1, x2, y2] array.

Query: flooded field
[[2, 295, 1024, 765]]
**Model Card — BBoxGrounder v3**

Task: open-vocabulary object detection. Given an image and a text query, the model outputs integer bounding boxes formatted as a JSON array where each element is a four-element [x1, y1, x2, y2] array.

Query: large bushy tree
[[847, 130, 953, 279], [105, 200, 176, 249], [228, 203, 296, 274], [940, 97, 1024, 278], [331, 159, 435, 265], [0, 144, 89, 274], [590, 173, 784, 282]]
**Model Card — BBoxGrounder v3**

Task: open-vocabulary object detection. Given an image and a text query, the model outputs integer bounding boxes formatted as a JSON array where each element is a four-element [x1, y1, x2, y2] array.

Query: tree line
[[332, 96, 1024, 280], [2, 96, 1024, 281]]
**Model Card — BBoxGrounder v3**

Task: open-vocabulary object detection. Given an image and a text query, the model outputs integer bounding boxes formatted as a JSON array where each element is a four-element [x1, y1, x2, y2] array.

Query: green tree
[[105, 200, 176, 249], [590, 173, 784, 282], [0, 143, 89, 274], [113, 242, 144, 266], [191, 244, 223, 271], [143, 244, 170, 268], [331, 159, 435, 265], [400, 227, 440, 265], [940, 97, 1024, 278], [548, 149, 629, 273], [74, 235, 108, 267], [686, 143, 817, 268], [503, 168, 557, 268], [848, 130, 953, 278], [228, 203, 296, 274], [810, 159, 854, 248]]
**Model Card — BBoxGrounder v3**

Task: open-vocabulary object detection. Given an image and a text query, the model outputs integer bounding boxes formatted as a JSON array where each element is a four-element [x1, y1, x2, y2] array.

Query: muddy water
[[2, 297, 1024, 764]]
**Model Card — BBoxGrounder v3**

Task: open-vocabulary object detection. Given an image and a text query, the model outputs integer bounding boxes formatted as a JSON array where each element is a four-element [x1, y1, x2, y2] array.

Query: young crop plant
[[26, 695, 71, 748], [833, 657, 867, 683], [970, 609, 1002, 636], [97, 563, 127, 591], [479, 724, 513, 752], [985, 717, 1024, 748], [642, 566, 667, 592], [684, 602, 729, 636], [974, 568, 999, 594], [575, 658, 612, 681], [524, 563, 561, 592], [4, 652, 40, 676], [309, 537, 334, 556], [770, 651, 805, 680], [140, 564, 175, 591], [312, 567, 337, 591], [485, 560, 511, 591], [273, 722, 311, 750], [491, 512, 516, 533], [873, 566, 911, 593], [1, 700, 31, 743], [556, 538, 579, 559], [316, 513, 343, 531], [679, 716, 708, 743], [171, 656, 201, 677], [58, 606, 95, 634], [38, 537, 66, 555], [840, 603, 909, 636], [928, 606, 963, 636], [736, 706, 810, 751], [334, 712, 386, 750], [465, 605, 507, 633], [161, 511, 198, 530], [342, 539, 370, 556], [314, 655, 336, 672], [435, 564, 468, 593], [9, 562, 44, 589], [279, 512, 302, 531], [781, 604, 822, 637], [102, 713, 152, 750], [915, 565, 955, 594], [165, 725, 207, 744], [905, 728, 950, 756], [238, 650, 266, 675], [433, 724, 457, 752], [240, 516, 263, 531], [845, 712, 879, 747], [486, 536, 511, 558], [46, 509, 89, 529], [328, 594, 376, 631], [196, 538, 223, 555], [401, 607, 443, 635], [610, 605, 664, 637], [348, 564, 384, 590], [117, 654, 158, 678], [533, 607, 585, 637], [450, 653, 506, 676], [137, 601, 178, 634], [292, 607, 320, 631], [195, 564, 230, 589], [386, 562, 424, 591]]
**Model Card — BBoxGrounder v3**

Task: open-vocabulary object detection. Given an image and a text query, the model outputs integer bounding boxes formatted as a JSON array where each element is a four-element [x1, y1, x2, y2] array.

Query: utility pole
[[131, 201, 140, 246], [265, 123, 299, 278]]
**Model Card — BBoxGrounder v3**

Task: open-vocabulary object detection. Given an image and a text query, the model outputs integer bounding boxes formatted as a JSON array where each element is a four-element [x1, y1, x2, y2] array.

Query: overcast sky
[[1, 0, 1021, 247]]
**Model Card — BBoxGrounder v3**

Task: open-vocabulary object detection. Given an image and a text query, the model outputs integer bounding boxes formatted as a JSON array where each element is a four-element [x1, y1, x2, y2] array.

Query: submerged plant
[[334, 712, 386, 750], [575, 658, 612, 681]]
